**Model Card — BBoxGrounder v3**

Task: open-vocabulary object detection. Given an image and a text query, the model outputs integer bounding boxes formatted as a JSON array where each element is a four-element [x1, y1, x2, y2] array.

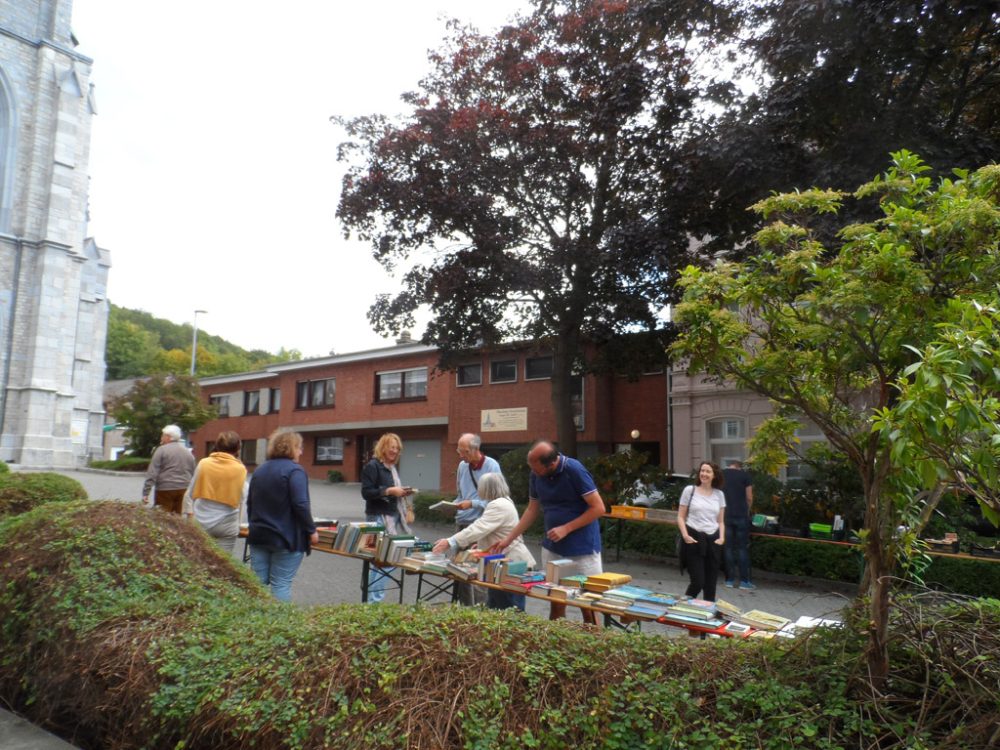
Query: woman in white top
[[433, 472, 536, 611], [677, 461, 727, 601]]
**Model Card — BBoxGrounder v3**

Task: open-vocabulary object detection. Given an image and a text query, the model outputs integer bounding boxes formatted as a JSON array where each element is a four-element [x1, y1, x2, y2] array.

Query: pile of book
[[333, 521, 385, 557], [401, 550, 449, 574], [376, 535, 431, 564], [733, 609, 791, 632], [583, 572, 633, 592], [661, 598, 724, 629], [623, 591, 678, 619], [314, 521, 338, 548]]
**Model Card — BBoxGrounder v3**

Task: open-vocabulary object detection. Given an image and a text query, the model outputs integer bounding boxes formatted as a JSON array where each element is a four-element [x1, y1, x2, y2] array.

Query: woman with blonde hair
[[360, 432, 415, 603], [247, 429, 318, 602], [433, 472, 535, 610]]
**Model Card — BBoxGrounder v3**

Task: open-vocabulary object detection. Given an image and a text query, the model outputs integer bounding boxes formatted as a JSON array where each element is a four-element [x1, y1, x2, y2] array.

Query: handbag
[[404, 498, 415, 525]]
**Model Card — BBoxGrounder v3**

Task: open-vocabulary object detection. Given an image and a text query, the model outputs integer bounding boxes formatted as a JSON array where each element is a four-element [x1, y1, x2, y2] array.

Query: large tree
[[336, 0, 737, 455], [671, 153, 1000, 685], [666, 0, 1000, 258]]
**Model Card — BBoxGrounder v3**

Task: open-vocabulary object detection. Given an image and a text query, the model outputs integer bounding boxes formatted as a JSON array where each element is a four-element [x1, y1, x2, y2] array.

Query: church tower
[[0, 0, 109, 467]]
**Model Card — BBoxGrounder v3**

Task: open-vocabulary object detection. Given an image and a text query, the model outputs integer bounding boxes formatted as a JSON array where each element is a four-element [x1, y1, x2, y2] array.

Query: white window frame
[[489, 358, 517, 384]]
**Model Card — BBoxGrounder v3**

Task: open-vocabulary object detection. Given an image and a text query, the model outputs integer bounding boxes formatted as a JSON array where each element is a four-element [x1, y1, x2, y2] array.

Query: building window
[[240, 440, 258, 465], [490, 359, 517, 384], [296, 378, 335, 409], [457, 363, 482, 387], [706, 417, 746, 466], [376, 367, 428, 402], [268, 387, 281, 413], [786, 417, 827, 480], [571, 375, 585, 431], [525, 356, 553, 380], [243, 390, 260, 415], [315, 436, 345, 464], [209, 395, 229, 417]]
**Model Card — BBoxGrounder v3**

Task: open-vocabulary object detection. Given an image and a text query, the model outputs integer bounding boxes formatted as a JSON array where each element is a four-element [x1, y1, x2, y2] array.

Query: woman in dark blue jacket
[[247, 429, 317, 601]]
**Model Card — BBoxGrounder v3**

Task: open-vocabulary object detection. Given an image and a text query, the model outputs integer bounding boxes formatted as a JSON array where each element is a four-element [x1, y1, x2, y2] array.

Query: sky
[[71, 0, 532, 359]]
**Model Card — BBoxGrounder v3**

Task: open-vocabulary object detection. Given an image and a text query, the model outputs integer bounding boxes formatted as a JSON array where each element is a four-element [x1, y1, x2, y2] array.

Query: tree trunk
[[551, 341, 578, 457], [859, 481, 891, 689]]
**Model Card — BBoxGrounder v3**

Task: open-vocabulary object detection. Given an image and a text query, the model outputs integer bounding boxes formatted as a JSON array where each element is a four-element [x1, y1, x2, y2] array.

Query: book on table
[[429, 500, 462, 514], [545, 558, 577, 583], [583, 572, 633, 592], [738, 610, 791, 632], [559, 574, 589, 588], [446, 561, 478, 580]]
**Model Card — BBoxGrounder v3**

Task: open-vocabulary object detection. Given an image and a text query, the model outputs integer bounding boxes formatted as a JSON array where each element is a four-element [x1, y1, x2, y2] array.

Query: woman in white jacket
[[433, 472, 536, 610]]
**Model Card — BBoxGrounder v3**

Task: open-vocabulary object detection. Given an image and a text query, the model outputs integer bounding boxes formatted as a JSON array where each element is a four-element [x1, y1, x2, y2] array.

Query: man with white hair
[[142, 424, 195, 515]]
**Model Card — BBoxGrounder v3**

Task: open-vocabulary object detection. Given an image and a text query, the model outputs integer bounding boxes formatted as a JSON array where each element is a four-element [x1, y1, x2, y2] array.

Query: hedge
[[2, 501, 999, 749], [0, 471, 87, 518]]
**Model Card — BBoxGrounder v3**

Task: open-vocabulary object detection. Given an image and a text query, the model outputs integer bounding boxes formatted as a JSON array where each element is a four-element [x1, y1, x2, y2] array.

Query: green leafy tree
[[110, 374, 217, 457], [668, 0, 1000, 259], [876, 296, 1000, 530], [105, 316, 160, 380], [671, 153, 1000, 685], [336, 0, 736, 456]]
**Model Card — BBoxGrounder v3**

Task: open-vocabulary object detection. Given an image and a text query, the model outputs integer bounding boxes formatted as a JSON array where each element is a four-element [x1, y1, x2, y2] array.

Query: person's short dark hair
[[699, 461, 725, 489], [215, 431, 241, 455], [726, 459, 743, 469]]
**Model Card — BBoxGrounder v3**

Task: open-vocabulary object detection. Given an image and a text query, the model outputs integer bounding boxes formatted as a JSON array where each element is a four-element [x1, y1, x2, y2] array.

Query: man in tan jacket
[[142, 425, 195, 514]]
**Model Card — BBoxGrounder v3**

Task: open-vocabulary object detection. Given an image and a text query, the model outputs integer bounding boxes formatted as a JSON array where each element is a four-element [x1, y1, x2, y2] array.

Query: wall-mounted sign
[[480, 407, 528, 433]]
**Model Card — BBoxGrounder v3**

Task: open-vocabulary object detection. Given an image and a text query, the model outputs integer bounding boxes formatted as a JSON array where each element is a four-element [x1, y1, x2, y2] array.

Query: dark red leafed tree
[[336, 0, 737, 455]]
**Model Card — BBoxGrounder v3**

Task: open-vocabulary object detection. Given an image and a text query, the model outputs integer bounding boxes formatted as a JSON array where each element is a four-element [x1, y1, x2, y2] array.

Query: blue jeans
[[725, 517, 752, 583], [365, 513, 397, 603], [249, 545, 304, 602]]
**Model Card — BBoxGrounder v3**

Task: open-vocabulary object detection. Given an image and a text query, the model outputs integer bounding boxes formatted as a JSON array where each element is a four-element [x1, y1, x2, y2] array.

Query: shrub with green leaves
[[1, 501, 998, 749], [0, 471, 87, 518], [87, 456, 150, 472], [0, 460, 9, 474]]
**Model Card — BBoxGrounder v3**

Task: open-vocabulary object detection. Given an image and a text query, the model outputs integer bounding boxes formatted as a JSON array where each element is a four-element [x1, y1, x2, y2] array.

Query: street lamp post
[[190, 309, 207, 376]]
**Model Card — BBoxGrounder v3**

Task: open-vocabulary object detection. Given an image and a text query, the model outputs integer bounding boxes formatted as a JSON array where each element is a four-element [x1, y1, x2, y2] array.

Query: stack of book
[[736, 609, 791, 632], [583, 572, 633, 592], [545, 558, 577, 583], [624, 592, 678, 619], [662, 599, 724, 629], [446, 560, 478, 580], [376, 535, 431, 564], [475, 553, 507, 583], [559, 574, 589, 589], [533, 583, 582, 600], [334, 522, 385, 557], [714, 598, 743, 620], [315, 524, 338, 548]]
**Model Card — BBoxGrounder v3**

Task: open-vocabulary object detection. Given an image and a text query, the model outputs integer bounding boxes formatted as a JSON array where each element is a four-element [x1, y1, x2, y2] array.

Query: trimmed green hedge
[[2, 502, 999, 749], [87, 456, 150, 472], [0, 471, 88, 518]]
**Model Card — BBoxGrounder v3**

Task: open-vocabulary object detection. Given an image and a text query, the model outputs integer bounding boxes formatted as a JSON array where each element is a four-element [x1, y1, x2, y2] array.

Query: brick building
[[193, 340, 676, 493]]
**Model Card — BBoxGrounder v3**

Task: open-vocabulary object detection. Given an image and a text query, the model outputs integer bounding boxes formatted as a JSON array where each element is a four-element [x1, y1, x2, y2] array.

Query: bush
[[88, 456, 150, 472], [326, 470, 344, 483], [1, 501, 998, 749], [0, 472, 88, 518], [498, 445, 530, 503], [0, 460, 9, 474]]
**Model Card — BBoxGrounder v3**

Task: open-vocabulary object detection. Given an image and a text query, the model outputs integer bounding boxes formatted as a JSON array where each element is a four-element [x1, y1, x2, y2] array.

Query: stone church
[[0, 0, 108, 467]]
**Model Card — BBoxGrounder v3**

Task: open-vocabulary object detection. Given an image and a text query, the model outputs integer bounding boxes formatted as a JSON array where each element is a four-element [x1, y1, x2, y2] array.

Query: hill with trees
[[105, 304, 299, 380]]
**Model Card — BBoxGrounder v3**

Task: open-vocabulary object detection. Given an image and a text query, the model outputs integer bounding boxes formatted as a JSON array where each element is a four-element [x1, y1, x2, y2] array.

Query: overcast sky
[[71, 1, 531, 359]]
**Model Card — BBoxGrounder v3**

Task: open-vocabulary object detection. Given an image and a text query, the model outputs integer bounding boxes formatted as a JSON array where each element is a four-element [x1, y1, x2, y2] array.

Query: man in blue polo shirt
[[496, 440, 605, 624]]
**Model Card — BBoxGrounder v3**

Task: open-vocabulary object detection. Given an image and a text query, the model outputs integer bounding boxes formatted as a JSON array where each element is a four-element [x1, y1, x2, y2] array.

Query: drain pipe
[[0, 236, 23, 445]]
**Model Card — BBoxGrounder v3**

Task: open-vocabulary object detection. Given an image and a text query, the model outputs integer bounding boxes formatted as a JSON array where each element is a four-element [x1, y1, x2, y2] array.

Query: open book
[[429, 500, 461, 514]]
